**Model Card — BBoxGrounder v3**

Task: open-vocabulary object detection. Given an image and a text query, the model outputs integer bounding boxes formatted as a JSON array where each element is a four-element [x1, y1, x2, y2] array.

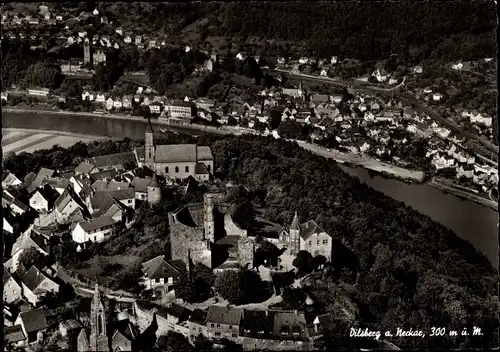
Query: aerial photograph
[[1, 1, 498, 351]]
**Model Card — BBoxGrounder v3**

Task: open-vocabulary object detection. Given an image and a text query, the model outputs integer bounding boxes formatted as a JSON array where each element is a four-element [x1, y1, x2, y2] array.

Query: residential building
[[272, 310, 309, 341], [2, 173, 22, 187], [108, 188, 136, 209], [4, 325, 26, 348], [71, 215, 119, 244], [86, 151, 137, 172], [54, 187, 88, 223], [149, 101, 163, 114], [3, 267, 23, 304], [164, 102, 192, 119], [29, 186, 59, 213], [122, 95, 133, 109], [141, 255, 185, 291], [26, 168, 55, 193], [7, 227, 50, 273], [27, 88, 50, 97], [131, 177, 149, 200], [188, 309, 208, 342], [205, 306, 243, 340], [21, 266, 60, 307], [15, 310, 48, 344]]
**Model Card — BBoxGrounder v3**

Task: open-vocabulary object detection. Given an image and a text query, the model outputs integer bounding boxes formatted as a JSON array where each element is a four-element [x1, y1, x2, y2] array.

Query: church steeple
[[290, 211, 300, 231], [89, 284, 108, 352], [289, 211, 300, 255], [145, 119, 155, 170]]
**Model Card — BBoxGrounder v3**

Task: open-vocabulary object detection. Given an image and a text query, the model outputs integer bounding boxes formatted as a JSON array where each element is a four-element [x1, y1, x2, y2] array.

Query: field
[[2, 129, 107, 156]]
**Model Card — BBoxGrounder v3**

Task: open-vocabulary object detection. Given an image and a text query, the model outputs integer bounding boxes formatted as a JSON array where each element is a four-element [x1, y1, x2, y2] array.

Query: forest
[[104, 1, 496, 63]]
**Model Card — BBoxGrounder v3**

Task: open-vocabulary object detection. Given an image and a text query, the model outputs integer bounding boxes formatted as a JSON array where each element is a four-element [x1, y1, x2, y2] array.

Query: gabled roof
[[87, 152, 136, 169], [54, 187, 83, 213], [89, 169, 118, 183], [113, 319, 140, 342], [106, 181, 130, 192], [131, 177, 149, 193], [242, 309, 274, 336], [74, 162, 96, 174], [195, 163, 209, 175], [155, 144, 197, 163], [31, 185, 59, 206], [28, 168, 55, 193], [17, 310, 48, 333], [290, 212, 300, 231], [42, 177, 70, 190], [189, 308, 208, 325], [22, 265, 53, 292], [158, 303, 192, 322], [108, 188, 134, 201], [78, 215, 117, 233], [300, 220, 331, 240], [272, 310, 307, 339], [2, 173, 22, 187], [90, 190, 116, 214], [11, 229, 50, 257], [206, 306, 243, 326], [141, 255, 181, 279], [4, 325, 25, 343]]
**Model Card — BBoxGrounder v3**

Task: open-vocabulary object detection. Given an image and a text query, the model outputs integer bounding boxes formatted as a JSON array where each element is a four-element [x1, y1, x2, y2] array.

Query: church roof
[[195, 163, 209, 175], [149, 174, 159, 187], [155, 144, 197, 163], [290, 212, 300, 231]]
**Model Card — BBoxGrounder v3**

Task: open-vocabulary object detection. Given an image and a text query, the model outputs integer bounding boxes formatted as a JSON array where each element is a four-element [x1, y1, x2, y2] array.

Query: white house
[[93, 9, 99, 16], [2, 173, 22, 187], [81, 91, 95, 101], [21, 266, 60, 307], [106, 98, 114, 110], [432, 93, 443, 101], [113, 98, 123, 109], [116, 27, 123, 35], [451, 62, 463, 71], [95, 93, 106, 103], [330, 56, 338, 65], [71, 216, 118, 244]]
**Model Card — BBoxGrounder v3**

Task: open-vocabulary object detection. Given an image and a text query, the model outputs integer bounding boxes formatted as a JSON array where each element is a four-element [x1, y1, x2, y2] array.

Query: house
[[29, 186, 59, 213], [272, 310, 309, 341], [4, 325, 26, 348], [320, 69, 328, 77], [55, 186, 89, 223], [71, 215, 119, 244], [15, 310, 48, 344], [41, 177, 70, 195], [106, 97, 114, 110], [74, 162, 97, 176], [149, 101, 163, 114], [7, 227, 50, 273], [122, 95, 133, 109], [116, 27, 123, 35], [195, 98, 215, 110], [95, 93, 106, 103], [81, 90, 95, 101], [432, 93, 443, 101], [2, 173, 22, 188], [413, 65, 423, 74], [3, 214, 15, 234], [204, 59, 213, 72], [164, 102, 192, 119], [141, 255, 185, 291], [93, 8, 99, 15], [86, 151, 137, 172], [241, 309, 274, 339], [3, 267, 23, 304], [108, 189, 136, 209], [283, 216, 333, 260], [205, 306, 244, 340], [124, 35, 132, 43], [21, 265, 60, 307], [131, 177, 149, 200], [27, 88, 50, 97], [26, 168, 55, 193], [59, 319, 82, 337], [451, 62, 463, 71], [156, 303, 192, 336], [89, 190, 129, 223], [1, 91, 9, 102], [188, 308, 208, 342]]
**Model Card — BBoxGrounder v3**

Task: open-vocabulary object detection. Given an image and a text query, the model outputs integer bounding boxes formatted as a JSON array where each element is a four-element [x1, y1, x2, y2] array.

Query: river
[[3, 111, 498, 267]]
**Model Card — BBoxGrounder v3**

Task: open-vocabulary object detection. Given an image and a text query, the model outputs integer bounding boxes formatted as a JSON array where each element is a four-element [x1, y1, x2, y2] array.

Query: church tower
[[145, 122, 155, 170], [147, 174, 161, 206], [289, 211, 300, 255], [83, 42, 92, 65], [89, 284, 109, 352]]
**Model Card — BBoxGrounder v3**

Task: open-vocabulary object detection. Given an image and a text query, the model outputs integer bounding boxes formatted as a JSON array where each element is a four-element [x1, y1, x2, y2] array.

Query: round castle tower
[[147, 174, 161, 205]]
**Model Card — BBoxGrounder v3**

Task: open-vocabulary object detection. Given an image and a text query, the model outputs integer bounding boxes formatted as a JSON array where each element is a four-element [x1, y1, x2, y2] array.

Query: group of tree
[[208, 134, 498, 349], [172, 263, 215, 303], [214, 268, 273, 305]]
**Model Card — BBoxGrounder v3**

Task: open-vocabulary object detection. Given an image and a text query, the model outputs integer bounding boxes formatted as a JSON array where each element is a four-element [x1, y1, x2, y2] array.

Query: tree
[[173, 263, 215, 303], [18, 247, 40, 268], [215, 269, 271, 305], [309, 254, 328, 271], [229, 201, 256, 231], [292, 250, 313, 278], [155, 331, 193, 352], [269, 108, 283, 130]]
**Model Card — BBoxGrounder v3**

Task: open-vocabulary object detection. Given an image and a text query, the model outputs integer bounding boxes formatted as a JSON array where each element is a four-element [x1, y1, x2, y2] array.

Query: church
[[77, 285, 141, 352], [133, 124, 214, 182]]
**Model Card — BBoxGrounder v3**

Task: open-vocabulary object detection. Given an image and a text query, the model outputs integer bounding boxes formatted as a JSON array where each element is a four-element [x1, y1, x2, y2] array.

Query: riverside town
[[2, 2, 498, 351]]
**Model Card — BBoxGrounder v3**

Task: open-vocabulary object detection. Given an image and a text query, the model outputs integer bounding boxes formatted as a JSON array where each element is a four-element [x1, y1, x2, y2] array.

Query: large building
[[134, 125, 213, 181]]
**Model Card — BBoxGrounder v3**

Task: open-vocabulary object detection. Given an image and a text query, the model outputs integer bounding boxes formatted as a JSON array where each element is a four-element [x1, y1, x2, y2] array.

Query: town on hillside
[[2, 2, 498, 352], [1, 3, 498, 207]]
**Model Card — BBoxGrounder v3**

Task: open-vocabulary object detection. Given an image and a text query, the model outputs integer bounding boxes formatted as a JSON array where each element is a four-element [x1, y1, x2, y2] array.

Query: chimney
[[294, 310, 297, 316]]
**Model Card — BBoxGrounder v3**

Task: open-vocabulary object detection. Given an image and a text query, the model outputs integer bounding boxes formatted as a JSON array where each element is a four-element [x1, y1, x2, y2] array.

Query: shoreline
[[428, 177, 498, 211]]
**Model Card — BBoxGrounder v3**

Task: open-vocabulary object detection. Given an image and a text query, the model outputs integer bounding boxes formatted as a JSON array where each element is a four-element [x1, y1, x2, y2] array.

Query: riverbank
[[4, 107, 426, 183], [429, 177, 498, 211]]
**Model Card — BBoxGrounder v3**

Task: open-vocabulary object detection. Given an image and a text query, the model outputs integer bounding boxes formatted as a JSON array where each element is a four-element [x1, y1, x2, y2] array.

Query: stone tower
[[203, 192, 225, 243], [145, 122, 155, 170], [83, 42, 92, 64], [289, 211, 301, 255], [147, 174, 161, 206], [89, 284, 109, 352]]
